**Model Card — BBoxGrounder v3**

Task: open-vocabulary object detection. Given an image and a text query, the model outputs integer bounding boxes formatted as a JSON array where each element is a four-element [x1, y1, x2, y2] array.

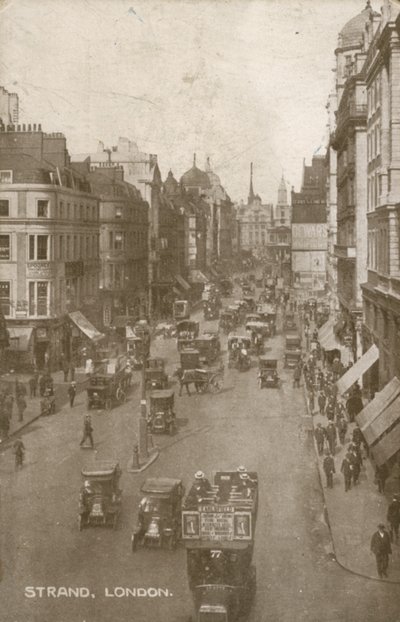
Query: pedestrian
[[293, 364, 301, 388], [308, 388, 315, 414], [68, 382, 77, 407], [325, 421, 337, 454], [323, 450, 335, 489], [16, 395, 27, 422], [15, 379, 27, 398], [349, 443, 362, 485], [79, 415, 94, 449], [29, 374, 37, 398], [341, 453, 353, 492], [370, 524, 392, 578], [314, 423, 325, 455], [318, 391, 326, 416], [375, 463, 389, 494], [326, 400, 335, 422], [352, 423, 363, 448], [387, 494, 400, 543], [337, 416, 348, 445]]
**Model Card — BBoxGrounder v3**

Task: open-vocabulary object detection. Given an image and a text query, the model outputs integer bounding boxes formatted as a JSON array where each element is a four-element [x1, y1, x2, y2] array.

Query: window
[[0, 235, 10, 260], [29, 281, 49, 316], [66, 235, 70, 260], [109, 231, 113, 250], [0, 200, 9, 216], [29, 235, 48, 260], [115, 232, 123, 250], [59, 235, 64, 260], [37, 199, 49, 217], [0, 281, 10, 315], [0, 170, 12, 183], [116, 208, 122, 219]]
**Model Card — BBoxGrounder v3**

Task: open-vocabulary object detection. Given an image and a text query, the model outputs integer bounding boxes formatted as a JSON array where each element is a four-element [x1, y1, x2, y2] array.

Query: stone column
[[389, 34, 400, 203], [380, 61, 390, 202]]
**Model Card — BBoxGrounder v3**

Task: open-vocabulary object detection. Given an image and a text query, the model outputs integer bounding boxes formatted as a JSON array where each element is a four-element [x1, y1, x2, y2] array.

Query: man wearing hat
[[370, 524, 392, 578], [314, 423, 325, 455], [68, 381, 77, 408], [323, 450, 335, 489], [185, 471, 212, 508], [238, 472, 255, 498], [387, 494, 400, 543]]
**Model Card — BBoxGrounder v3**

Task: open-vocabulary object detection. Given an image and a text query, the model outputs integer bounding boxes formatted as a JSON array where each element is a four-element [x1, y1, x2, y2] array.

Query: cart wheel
[[78, 515, 84, 531], [105, 398, 112, 410], [209, 374, 223, 393]]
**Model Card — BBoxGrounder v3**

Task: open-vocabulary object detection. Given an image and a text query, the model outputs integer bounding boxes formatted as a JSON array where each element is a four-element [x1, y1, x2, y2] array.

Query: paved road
[[1, 301, 399, 622]]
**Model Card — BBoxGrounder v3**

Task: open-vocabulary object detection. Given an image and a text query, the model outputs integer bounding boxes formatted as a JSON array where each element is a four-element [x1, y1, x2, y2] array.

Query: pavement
[[0, 368, 88, 440], [302, 323, 400, 583]]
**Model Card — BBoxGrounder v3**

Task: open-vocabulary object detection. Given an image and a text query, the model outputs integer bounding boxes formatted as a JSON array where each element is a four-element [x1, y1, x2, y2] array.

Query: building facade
[[267, 176, 292, 283], [291, 156, 328, 296], [361, 1, 400, 390], [85, 165, 148, 326], [236, 164, 274, 256], [0, 86, 19, 127], [0, 125, 100, 371]]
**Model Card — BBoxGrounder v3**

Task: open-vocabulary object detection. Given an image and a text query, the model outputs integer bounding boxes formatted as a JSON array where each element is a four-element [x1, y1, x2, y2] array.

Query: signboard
[[182, 509, 252, 541]]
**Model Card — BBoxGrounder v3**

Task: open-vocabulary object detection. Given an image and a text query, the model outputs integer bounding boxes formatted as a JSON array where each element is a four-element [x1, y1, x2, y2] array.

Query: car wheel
[[209, 375, 223, 393]]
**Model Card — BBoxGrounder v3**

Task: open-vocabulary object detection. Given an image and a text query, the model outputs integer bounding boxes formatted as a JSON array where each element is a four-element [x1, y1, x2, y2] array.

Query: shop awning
[[318, 318, 334, 342], [190, 270, 209, 284], [363, 392, 400, 446], [8, 327, 33, 351], [320, 327, 341, 351], [371, 423, 400, 467], [357, 377, 400, 432], [336, 344, 379, 395], [174, 274, 191, 291], [69, 311, 104, 343]]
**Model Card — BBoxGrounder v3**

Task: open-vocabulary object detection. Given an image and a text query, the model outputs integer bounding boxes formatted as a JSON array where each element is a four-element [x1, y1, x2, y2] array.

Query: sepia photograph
[[1, 0, 400, 620]]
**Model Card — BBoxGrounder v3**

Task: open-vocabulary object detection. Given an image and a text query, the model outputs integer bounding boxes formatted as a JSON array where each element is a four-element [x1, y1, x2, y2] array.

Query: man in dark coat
[[325, 421, 337, 454], [323, 450, 335, 489], [68, 382, 77, 408], [337, 417, 348, 446], [341, 453, 353, 492], [387, 495, 400, 543], [370, 524, 392, 578], [318, 391, 326, 416], [314, 423, 325, 455], [79, 415, 94, 449]]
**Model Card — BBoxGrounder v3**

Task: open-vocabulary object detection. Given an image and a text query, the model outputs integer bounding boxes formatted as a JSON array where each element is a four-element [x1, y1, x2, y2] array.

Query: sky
[[0, 0, 378, 202]]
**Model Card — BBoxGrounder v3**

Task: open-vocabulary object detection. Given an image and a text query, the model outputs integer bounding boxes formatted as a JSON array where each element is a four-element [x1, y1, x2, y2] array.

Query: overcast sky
[[0, 0, 377, 202]]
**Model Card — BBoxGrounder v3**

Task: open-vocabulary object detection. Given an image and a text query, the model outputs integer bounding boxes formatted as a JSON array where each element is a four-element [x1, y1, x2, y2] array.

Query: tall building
[[0, 86, 19, 127], [236, 163, 274, 256], [0, 125, 101, 371], [267, 176, 292, 284], [83, 165, 149, 326], [291, 155, 328, 296], [180, 155, 234, 271], [330, 1, 377, 361], [361, 0, 400, 390]]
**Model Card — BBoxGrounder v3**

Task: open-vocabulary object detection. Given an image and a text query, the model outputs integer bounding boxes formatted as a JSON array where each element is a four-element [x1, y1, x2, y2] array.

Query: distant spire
[[193, 153, 196, 167], [248, 162, 255, 204], [205, 156, 211, 172]]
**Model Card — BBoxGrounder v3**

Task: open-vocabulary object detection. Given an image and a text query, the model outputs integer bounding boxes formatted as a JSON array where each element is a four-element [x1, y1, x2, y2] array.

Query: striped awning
[[336, 344, 379, 395]]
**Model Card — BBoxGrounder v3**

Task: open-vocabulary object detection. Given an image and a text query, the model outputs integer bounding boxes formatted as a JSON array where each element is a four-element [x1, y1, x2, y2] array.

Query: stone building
[[0, 86, 19, 127], [180, 156, 234, 272], [84, 165, 148, 326], [267, 176, 292, 284], [291, 156, 328, 297], [361, 0, 400, 390], [0, 125, 101, 371], [236, 163, 274, 256], [330, 2, 376, 361]]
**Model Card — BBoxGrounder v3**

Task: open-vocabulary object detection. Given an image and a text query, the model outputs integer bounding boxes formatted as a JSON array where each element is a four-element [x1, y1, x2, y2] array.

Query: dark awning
[[357, 377, 400, 432], [8, 327, 34, 351], [336, 344, 379, 395], [363, 393, 400, 447], [371, 422, 400, 466], [69, 311, 104, 342]]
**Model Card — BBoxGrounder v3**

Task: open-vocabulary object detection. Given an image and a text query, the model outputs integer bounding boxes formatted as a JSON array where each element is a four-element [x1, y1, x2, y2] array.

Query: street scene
[[1, 0, 400, 621]]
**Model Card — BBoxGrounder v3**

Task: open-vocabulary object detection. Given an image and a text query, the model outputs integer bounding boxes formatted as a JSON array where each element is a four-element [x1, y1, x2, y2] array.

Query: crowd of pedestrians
[[299, 312, 400, 578]]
